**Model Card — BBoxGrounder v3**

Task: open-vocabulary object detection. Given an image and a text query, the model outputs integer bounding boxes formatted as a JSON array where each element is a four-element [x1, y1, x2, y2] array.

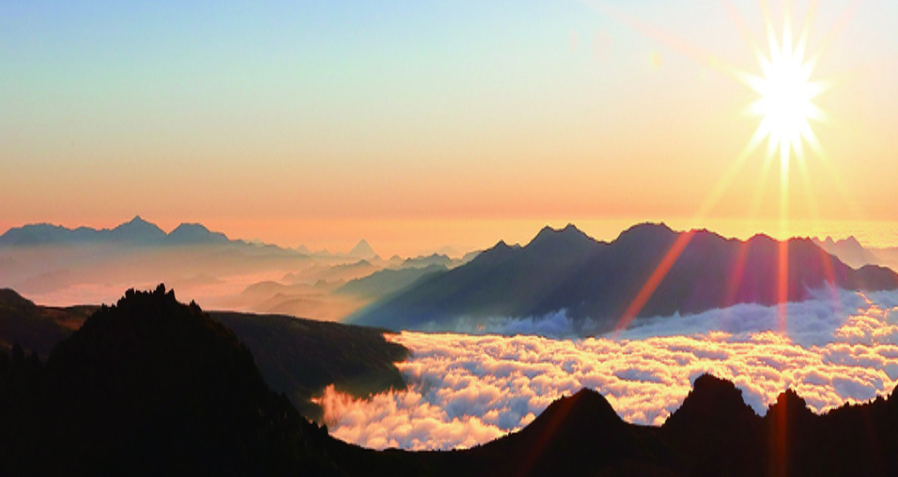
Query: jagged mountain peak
[[527, 223, 597, 250]]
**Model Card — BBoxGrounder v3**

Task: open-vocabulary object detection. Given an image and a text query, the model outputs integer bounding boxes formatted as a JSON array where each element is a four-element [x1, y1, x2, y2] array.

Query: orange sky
[[2, 0, 897, 256]]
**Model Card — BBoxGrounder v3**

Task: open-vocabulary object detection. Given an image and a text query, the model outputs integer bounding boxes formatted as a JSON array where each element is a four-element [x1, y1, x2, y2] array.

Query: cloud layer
[[318, 291, 898, 450]]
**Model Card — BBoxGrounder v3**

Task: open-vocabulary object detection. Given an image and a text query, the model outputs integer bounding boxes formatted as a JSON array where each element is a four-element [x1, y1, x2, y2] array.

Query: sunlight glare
[[742, 7, 828, 165]]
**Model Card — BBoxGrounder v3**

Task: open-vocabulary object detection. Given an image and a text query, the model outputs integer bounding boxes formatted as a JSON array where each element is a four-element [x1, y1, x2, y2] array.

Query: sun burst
[[741, 8, 829, 166]]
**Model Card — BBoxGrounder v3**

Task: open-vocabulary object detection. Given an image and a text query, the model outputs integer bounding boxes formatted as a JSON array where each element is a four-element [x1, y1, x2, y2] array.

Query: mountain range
[[3, 286, 898, 476], [813, 235, 882, 269], [351, 223, 898, 334], [0, 216, 236, 247]]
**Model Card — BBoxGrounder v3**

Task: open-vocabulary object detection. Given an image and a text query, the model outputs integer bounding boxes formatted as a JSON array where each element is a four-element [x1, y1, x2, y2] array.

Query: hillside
[[0, 285, 338, 476], [0, 288, 96, 357], [211, 311, 407, 420], [0, 287, 407, 422]]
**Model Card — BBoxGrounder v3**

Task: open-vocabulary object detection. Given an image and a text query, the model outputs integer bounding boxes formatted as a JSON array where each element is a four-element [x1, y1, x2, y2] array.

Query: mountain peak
[[611, 222, 678, 249], [664, 374, 757, 432], [497, 387, 636, 474], [167, 223, 229, 245], [618, 222, 675, 237], [531, 223, 589, 241], [110, 216, 166, 243], [766, 388, 814, 422], [348, 239, 378, 259], [0, 288, 36, 308], [526, 223, 598, 255], [842, 235, 863, 248], [172, 222, 210, 233], [116, 215, 157, 228], [526, 387, 621, 434]]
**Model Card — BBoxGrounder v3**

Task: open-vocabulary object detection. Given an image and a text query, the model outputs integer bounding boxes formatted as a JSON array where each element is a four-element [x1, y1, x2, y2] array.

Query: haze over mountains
[[352, 223, 898, 335], [812, 235, 898, 271], [6, 217, 898, 335], [0, 216, 231, 247], [0, 217, 475, 320]]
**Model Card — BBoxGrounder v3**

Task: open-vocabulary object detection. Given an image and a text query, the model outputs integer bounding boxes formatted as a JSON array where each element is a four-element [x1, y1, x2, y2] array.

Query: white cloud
[[317, 291, 898, 451]]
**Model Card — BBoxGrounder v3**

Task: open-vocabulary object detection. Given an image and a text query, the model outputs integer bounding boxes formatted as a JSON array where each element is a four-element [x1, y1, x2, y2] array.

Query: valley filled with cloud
[[317, 290, 898, 450]]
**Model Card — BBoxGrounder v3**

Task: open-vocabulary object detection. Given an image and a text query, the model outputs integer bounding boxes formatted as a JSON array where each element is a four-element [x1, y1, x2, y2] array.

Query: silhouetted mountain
[[663, 375, 764, 477], [0, 287, 407, 423], [813, 236, 881, 269], [110, 215, 168, 244], [352, 223, 898, 334], [0, 289, 95, 357], [333, 373, 898, 477], [348, 239, 379, 260], [0, 216, 168, 246], [0, 288, 35, 309], [400, 253, 455, 269], [0, 216, 242, 248], [167, 222, 231, 245], [458, 387, 670, 477], [336, 264, 448, 299], [211, 311, 408, 421], [0, 285, 338, 476], [4, 288, 898, 475]]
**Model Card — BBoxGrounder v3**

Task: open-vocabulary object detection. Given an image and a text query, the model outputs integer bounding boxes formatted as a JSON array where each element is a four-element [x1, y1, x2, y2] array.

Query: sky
[[2, 0, 898, 256]]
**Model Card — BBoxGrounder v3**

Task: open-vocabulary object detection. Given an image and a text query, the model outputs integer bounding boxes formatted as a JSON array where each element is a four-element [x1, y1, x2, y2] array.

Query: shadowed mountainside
[[0, 285, 338, 476], [336, 263, 448, 299], [351, 223, 898, 334], [0, 289, 96, 357], [3, 287, 898, 476], [212, 311, 407, 421], [0, 287, 407, 422]]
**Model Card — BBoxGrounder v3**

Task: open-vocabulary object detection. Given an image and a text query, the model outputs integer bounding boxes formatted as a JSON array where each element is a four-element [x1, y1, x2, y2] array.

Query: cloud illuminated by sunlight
[[316, 292, 898, 451]]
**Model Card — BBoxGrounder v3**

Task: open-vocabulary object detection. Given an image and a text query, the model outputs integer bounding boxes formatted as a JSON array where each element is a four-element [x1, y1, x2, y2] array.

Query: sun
[[741, 10, 828, 166]]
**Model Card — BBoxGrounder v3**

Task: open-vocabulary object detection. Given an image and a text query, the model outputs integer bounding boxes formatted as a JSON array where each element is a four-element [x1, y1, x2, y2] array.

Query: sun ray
[[722, 0, 766, 62], [584, 0, 860, 339], [794, 150, 842, 309], [613, 230, 697, 335]]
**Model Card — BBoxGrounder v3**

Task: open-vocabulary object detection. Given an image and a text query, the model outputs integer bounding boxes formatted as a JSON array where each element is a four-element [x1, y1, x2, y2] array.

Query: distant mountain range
[[351, 223, 898, 334], [0, 216, 236, 247], [813, 235, 882, 269], [0, 217, 469, 267]]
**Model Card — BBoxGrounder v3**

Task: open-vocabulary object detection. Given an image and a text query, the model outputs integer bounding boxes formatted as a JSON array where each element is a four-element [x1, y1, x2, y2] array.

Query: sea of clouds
[[316, 289, 898, 451]]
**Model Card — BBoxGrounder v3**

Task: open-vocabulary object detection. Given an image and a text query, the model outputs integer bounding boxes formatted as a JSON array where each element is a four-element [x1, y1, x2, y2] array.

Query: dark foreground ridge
[[3, 287, 898, 476], [0, 287, 408, 423], [0, 285, 337, 476]]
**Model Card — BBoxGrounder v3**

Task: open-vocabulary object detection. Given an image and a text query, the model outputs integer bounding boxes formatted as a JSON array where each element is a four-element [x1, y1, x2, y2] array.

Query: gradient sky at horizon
[[2, 0, 897, 256]]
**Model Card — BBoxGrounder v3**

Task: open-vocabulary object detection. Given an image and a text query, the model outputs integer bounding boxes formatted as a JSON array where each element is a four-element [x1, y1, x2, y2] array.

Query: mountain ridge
[[0, 216, 242, 248], [351, 223, 898, 334], [4, 287, 898, 475]]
